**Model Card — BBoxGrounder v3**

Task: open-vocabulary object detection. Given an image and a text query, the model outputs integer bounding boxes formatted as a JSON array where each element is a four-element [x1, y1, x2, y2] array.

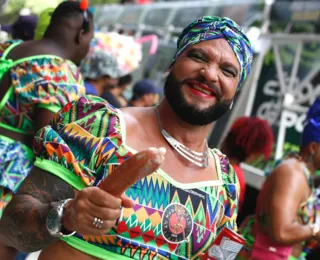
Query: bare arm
[[0, 147, 162, 252], [267, 160, 314, 245], [0, 167, 75, 252], [33, 107, 57, 133]]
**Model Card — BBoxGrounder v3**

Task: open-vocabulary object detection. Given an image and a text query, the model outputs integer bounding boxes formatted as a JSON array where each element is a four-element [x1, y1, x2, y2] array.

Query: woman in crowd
[[220, 116, 274, 212], [237, 97, 320, 260]]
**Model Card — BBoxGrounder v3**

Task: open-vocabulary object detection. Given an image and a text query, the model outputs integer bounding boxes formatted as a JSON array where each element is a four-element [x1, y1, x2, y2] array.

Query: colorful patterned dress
[[34, 96, 240, 260], [0, 40, 85, 217], [236, 157, 316, 260]]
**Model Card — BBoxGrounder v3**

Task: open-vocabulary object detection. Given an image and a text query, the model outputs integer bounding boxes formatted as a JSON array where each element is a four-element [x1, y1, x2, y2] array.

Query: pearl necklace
[[155, 106, 209, 168]]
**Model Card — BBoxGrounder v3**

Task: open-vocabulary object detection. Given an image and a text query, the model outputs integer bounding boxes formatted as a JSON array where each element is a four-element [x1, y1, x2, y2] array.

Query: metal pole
[[244, 41, 271, 116]]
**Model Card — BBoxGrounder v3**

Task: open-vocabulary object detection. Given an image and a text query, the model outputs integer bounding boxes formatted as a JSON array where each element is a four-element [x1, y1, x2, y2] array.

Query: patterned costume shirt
[[0, 40, 85, 135], [0, 40, 85, 217], [34, 96, 240, 260]]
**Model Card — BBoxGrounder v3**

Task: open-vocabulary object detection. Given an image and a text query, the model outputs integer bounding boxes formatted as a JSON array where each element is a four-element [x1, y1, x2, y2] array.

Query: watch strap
[[48, 199, 76, 238]]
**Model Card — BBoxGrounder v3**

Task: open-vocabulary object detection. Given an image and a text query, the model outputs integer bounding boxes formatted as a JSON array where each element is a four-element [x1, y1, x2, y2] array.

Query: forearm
[[0, 166, 75, 252], [0, 194, 57, 252], [270, 221, 313, 245]]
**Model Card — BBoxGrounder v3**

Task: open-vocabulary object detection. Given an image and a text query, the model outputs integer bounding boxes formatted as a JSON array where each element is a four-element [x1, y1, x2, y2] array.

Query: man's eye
[[188, 52, 205, 62], [222, 68, 237, 77]]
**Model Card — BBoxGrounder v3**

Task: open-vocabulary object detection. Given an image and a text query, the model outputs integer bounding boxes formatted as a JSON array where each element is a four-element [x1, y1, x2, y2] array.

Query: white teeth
[[191, 84, 211, 95]]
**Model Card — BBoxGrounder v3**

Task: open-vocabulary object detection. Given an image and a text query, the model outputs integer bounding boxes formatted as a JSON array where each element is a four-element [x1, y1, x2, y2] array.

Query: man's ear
[[308, 141, 318, 155], [76, 29, 85, 45], [163, 67, 172, 78]]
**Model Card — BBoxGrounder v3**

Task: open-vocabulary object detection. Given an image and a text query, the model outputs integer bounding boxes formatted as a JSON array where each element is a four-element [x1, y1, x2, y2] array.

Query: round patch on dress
[[161, 203, 193, 244]]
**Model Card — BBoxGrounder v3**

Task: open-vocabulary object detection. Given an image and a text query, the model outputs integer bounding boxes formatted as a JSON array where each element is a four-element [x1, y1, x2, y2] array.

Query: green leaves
[[2, 0, 120, 23]]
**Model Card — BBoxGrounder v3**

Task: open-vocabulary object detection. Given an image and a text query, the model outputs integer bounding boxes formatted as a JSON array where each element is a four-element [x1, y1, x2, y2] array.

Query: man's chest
[[124, 133, 219, 184]]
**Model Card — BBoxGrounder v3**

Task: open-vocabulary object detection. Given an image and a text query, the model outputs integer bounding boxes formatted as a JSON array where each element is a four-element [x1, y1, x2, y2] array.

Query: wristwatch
[[46, 199, 76, 238], [309, 223, 320, 237]]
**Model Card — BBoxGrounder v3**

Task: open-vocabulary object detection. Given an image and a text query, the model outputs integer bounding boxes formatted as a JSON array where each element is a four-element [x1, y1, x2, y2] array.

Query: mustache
[[181, 77, 222, 101]]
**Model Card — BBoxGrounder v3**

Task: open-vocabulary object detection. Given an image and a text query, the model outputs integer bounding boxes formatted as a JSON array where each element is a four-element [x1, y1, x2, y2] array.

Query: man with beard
[[0, 16, 252, 259]]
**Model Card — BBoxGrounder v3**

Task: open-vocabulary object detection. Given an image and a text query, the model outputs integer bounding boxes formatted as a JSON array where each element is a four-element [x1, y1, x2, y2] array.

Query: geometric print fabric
[[34, 96, 240, 259]]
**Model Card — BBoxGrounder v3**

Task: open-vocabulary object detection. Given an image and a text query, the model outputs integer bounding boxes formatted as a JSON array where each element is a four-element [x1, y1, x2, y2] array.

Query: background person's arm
[[267, 162, 319, 244]]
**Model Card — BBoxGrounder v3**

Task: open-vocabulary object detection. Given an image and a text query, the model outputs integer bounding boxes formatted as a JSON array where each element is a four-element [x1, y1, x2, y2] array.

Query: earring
[[163, 71, 169, 79], [308, 152, 314, 162], [229, 101, 234, 110]]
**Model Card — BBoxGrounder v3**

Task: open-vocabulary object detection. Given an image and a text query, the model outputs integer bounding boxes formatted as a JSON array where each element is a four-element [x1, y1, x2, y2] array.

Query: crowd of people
[[0, 1, 319, 260]]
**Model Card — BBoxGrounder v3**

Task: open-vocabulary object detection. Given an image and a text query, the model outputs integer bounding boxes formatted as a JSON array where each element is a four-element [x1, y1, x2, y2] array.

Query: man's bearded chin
[[164, 72, 233, 126]]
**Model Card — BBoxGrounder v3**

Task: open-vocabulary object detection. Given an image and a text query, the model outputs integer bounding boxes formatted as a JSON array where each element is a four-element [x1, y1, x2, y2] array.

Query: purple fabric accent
[[191, 224, 211, 254]]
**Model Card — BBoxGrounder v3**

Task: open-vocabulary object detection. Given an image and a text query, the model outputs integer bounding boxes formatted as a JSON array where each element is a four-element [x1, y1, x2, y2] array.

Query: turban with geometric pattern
[[170, 16, 253, 90]]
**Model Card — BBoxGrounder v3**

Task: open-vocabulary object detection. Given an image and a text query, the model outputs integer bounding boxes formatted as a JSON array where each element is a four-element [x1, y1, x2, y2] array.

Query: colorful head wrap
[[302, 97, 320, 146], [170, 16, 253, 90], [81, 32, 142, 79]]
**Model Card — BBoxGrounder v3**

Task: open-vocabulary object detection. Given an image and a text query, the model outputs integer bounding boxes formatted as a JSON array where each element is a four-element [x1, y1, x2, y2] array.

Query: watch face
[[47, 209, 60, 233]]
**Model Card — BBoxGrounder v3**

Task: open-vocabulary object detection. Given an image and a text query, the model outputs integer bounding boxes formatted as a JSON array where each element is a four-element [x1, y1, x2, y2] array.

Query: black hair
[[48, 1, 93, 32], [119, 74, 132, 87]]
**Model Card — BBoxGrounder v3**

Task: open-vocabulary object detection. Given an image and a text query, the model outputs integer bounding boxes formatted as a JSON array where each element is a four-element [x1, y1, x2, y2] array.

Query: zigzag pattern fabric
[[170, 16, 253, 90], [0, 188, 13, 218], [0, 40, 85, 217], [34, 96, 240, 259], [0, 138, 33, 192], [0, 40, 85, 135], [0, 137, 33, 217]]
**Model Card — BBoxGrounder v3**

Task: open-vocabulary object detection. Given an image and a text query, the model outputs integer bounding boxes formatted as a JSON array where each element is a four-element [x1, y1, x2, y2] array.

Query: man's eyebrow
[[187, 47, 207, 54], [187, 47, 240, 75]]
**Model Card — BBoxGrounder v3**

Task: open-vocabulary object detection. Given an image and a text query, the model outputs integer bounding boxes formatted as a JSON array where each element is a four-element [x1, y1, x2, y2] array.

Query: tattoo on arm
[[0, 167, 75, 252]]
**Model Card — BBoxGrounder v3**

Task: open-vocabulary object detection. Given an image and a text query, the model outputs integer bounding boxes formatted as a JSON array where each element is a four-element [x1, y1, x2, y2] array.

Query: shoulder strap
[[0, 41, 21, 60], [0, 41, 23, 81], [301, 162, 313, 188], [0, 42, 22, 116], [210, 148, 233, 183]]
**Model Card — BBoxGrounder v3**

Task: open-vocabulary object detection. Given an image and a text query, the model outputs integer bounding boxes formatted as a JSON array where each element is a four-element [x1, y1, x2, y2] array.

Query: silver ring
[[92, 217, 104, 229]]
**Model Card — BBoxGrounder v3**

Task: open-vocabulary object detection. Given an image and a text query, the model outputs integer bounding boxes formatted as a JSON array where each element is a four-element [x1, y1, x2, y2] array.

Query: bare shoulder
[[120, 107, 154, 133], [120, 107, 141, 127], [7, 40, 61, 60], [269, 158, 306, 184]]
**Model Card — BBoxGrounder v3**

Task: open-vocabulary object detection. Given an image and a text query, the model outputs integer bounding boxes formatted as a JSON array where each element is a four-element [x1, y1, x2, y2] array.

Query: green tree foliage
[[2, 0, 120, 22], [90, 0, 120, 4]]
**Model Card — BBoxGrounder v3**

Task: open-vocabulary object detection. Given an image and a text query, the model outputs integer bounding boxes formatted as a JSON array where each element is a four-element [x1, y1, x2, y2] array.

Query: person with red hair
[[221, 116, 274, 211], [237, 97, 320, 260]]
